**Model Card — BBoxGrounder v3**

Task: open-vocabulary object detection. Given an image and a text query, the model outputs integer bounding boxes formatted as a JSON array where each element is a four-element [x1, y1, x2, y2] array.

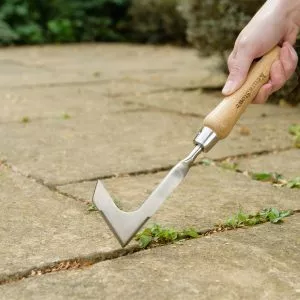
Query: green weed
[[87, 203, 98, 212], [251, 172, 300, 189], [135, 224, 198, 248], [21, 116, 30, 123], [224, 208, 293, 229], [93, 71, 101, 77], [288, 124, 300, 136], [199, 158, 214, 166], [136, 208, 294, 248], [295, 135, 300, 148], [62, 113, 71, 120], [251, 172, 283, 184], [112, 196, 123, 210], [288, 124, 300, 148], [286, 177, 300, 189]]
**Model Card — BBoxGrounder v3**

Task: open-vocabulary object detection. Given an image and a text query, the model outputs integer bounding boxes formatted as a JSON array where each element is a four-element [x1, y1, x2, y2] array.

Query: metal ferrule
[[193, 126, 218, 152]]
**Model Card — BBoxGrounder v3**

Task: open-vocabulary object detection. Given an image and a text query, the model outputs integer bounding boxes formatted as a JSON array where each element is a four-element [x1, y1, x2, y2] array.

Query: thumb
[[222, 49, 254, 95]]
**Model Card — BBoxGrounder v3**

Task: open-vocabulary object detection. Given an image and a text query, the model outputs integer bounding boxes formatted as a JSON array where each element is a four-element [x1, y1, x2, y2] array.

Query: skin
[[222, 0, 300, 103]]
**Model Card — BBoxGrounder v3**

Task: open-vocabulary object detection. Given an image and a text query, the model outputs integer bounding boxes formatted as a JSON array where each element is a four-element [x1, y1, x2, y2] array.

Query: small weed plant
[[87, 203, 98, 212], [288, 124, 300, 148], [135, 224, 198, 248], [62, 113, 71, 120], [251, 172, 300, 189], [224, 208, 293, 229], [21, 116, 30, 123], [251, 172, 283, 184], [135, 208, 293, 248]]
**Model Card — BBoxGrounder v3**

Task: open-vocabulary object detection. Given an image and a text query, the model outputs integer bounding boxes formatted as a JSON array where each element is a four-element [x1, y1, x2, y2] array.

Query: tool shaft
[[183, 145, 203, 165]]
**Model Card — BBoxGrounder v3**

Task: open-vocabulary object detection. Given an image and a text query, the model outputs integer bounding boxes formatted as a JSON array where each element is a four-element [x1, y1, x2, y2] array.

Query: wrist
[[278, 0, 300, 27]]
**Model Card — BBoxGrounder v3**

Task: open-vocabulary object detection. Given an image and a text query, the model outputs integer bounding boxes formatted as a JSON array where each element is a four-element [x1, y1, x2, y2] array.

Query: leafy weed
[[288, 124, 300, 136], [136, 208, 294, 248], [251, 172, 283, 184], [224, 208, 293, 229], [286, 177, 300, 189], [87, 203, 98, 212], [135, 224, 198, 248]]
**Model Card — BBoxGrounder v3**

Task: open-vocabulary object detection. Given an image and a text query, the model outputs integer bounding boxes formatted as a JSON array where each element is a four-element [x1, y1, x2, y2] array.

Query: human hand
[[222, 0, 299, 103]]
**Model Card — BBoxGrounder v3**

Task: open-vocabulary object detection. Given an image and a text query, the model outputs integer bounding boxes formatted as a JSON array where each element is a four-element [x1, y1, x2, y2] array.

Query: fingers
[[252, 82, 272, 104], [284, 25, 299, 45], [252, 42, 298, 104], [222, 41, 255, 95]]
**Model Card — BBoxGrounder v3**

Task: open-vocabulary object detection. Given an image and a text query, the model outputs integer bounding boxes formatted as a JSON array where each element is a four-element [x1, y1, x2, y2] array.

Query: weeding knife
[[93, 46, 280, 247]]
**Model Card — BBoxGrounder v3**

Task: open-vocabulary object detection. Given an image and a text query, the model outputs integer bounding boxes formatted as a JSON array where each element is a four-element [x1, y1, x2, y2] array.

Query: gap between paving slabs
[[6, 146, 294, 227], [3, 139, 295, 209], [0, 85, 208, 128], [54, 146, 293, 189], [1, 211, 298, 287], [4, 145, 293, 205], [6, 146, 294, 217]]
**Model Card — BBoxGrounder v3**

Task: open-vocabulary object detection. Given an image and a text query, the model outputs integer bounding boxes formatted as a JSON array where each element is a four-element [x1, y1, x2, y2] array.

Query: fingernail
[[222, 80, 235, 95]]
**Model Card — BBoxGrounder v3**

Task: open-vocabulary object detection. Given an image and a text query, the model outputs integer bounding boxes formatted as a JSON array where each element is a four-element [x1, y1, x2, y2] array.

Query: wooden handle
[[203, 46, 280, 139]]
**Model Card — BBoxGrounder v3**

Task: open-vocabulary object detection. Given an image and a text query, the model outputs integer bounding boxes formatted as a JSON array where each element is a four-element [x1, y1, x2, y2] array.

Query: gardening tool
[[93, 46, 280, 247]]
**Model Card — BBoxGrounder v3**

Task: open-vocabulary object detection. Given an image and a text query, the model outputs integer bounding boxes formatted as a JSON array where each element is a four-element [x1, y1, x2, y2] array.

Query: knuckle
[[272, 81, 285, 92], [286, 64, 296, 76], [293, 52, 298, 64], [288, 45, 298, 63], [283, 60, 297, 80], [237, 36, 249, 50], [227, 53, 234, 66], [229, 63, 243, 75]]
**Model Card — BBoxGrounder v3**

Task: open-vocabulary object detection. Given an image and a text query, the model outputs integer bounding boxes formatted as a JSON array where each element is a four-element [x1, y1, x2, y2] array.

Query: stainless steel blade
[[93, 160, 191, 247]]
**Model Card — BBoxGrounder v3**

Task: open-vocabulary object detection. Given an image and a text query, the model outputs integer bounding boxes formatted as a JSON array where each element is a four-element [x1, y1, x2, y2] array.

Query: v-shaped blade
[[93, 160, 191, 247]]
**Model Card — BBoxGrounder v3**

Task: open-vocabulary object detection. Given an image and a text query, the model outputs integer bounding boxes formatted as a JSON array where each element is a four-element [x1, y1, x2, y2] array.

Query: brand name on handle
[[236, 73, 267, 109]]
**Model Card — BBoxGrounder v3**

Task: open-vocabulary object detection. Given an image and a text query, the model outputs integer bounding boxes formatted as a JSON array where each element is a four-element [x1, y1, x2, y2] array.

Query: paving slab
[[0, 83, 152, 123], [0, 164, 121, 276], [82, 79, 165, 98], [0, 108, 298, 185], [128, 89, 300, 118], [58, 164, 299, 230], [1, 215, 299, 300], [0, 111, 198, 185], [124, 65, 226, 89], [0, 44, 221, 88], [237, 149, 300, 178], [206, 114, 298, 160]]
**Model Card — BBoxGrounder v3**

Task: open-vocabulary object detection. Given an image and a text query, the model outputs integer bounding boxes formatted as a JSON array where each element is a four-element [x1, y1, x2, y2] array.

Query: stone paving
[[0, 44, 299, 299]]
